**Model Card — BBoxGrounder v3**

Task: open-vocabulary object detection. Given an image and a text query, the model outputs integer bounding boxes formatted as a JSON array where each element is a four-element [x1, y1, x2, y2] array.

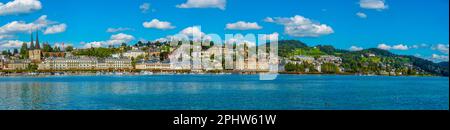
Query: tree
[[321, 63, 340, 74], [73, 47, 117, 58], [27, 64, 38, 71], [136, 41, 144, 47], [20, 42, 28, 59], [44, 53, 51, 58], [285, 62, 306, 72], [65, 46, 74, 52], [13, 48, 19, 55], [2, 50, 9, 56], [155, 41, 162, 46], [43, 43, 53, 52], [53, 46, 61, 52], [131, 57, 137, 68], [121, 43, 127, 48]]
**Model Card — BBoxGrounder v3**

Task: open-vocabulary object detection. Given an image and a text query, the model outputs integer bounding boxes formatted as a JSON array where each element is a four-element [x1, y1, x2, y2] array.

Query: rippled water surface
[[0, 75, 448, 110]]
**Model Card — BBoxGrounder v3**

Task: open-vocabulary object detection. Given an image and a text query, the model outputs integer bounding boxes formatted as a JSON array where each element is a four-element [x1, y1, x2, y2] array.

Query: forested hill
[[277, 40, 449, 76], [439, 62, 449, 68]]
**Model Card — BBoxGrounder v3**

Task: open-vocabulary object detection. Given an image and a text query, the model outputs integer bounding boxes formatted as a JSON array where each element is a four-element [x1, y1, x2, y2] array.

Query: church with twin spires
[[29, 31, 42, 63]]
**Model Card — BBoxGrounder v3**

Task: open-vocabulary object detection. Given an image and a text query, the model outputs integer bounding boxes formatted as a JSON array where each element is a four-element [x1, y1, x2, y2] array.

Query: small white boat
[[141, 71, 153, 75]]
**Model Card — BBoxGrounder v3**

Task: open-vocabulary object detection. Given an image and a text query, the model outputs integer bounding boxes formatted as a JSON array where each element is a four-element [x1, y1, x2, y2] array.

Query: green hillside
[[278, 40, 449, 76]]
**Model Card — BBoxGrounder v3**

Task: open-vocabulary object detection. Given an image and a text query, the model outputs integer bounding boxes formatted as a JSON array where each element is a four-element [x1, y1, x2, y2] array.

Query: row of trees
[[73, 47, 120, 58], [285, 62, 340, 74], [285, 62, 318, 73]]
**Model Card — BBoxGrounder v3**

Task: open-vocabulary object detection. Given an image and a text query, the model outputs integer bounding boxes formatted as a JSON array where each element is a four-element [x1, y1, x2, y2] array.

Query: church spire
[[35, 31, 40, 49], [30, 31, 35, 50]]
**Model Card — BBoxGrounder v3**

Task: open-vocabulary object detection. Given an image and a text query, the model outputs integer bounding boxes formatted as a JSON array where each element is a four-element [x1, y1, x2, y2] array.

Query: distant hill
[[403, 55, 448, 76], [278, 40, 308, 57], [277, 40, 449, 76], [439, 62, 449, 68]]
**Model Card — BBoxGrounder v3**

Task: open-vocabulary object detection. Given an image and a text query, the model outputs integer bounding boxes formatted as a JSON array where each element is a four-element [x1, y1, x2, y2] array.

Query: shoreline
[[0, 70, 443, 77]]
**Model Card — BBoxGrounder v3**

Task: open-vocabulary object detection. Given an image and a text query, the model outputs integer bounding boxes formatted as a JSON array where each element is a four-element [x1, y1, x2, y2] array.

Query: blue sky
[[0, 0, 448, 61]]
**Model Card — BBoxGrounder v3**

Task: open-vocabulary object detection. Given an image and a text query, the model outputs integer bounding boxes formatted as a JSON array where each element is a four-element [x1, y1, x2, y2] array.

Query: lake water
[[0, 75, 448, 110]]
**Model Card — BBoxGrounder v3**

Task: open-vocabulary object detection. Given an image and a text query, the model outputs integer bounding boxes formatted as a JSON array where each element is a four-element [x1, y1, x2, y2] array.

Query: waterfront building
[[4, 59, 30, 70], [364, 53, 376, 57], [123, 50, 146, 59], [223, 48, 235, 70], [0, 55, 6, 60], [29, 48, 42, 62], [148, 48, 161, 58], [96, 59, 109, 70], [168, 44, 192, 70], [38, 57, 132, 70], [0, 60, 3, 70], [65, 52, 74, 57], [104, 58, 133, 70], [257, 60, 270, 71], [38, 57, 98, 70], [135, 60, 170, 70], [111, 54, 121, 58], [246, 56, 258, 71], [317, 55, 342, 65], [293, 55, 315, 64], [199, 46, 222, 70]]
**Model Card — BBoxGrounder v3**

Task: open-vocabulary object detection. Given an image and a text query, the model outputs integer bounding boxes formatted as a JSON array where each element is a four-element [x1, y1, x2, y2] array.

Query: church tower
[[29, 31, 42, 62], [30, 32, 35, 49], [35, 31, 40, 49]]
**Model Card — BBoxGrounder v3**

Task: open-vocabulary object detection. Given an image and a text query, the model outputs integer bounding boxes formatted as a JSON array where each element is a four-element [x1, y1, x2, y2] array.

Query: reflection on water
[[0, 75, 448, 110], [0, 82, 70, 110]]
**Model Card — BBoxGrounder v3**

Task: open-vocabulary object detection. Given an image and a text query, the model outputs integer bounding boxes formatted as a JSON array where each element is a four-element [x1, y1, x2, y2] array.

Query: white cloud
[[0, 34, 15, 40], [176, 0, 226, 10], [153, 26, 208, 42], [0, 0, 42, 16], [153, 37, 169, 43], [84, 33, 135, 48], [44, 23, 67, 34], [377, 43, 391, 50], [179, 26, 205, 37], [106, 27, 132, 33], [224, 35, 257, 47], [0, 15, 49, 34], [33, 15, 56, 27], [414, 53, 422, 58], [263, 32, 279, 40], [411, 43, 429, 49], [263, 17, 274, 23], [52, 42, 74, 50], [265, 15, 334, 37], [359, 0, 388, 10], [83, 41, 104, 48], [392, 44, 409, 50], [139, 3, 150, 13], [431, 54, 449, 61], [143, 19, 175, 30], [432, 44, 449, 54], [226, 21, 262, 30], [108, 33, 135, 45], [0, 40, 24, 48], [349, 46, 364, 51], [420, 43, 428, 47], [0, 15, 65, 37], [377, 43, 409, 50], [356, 12, 367, 18]]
